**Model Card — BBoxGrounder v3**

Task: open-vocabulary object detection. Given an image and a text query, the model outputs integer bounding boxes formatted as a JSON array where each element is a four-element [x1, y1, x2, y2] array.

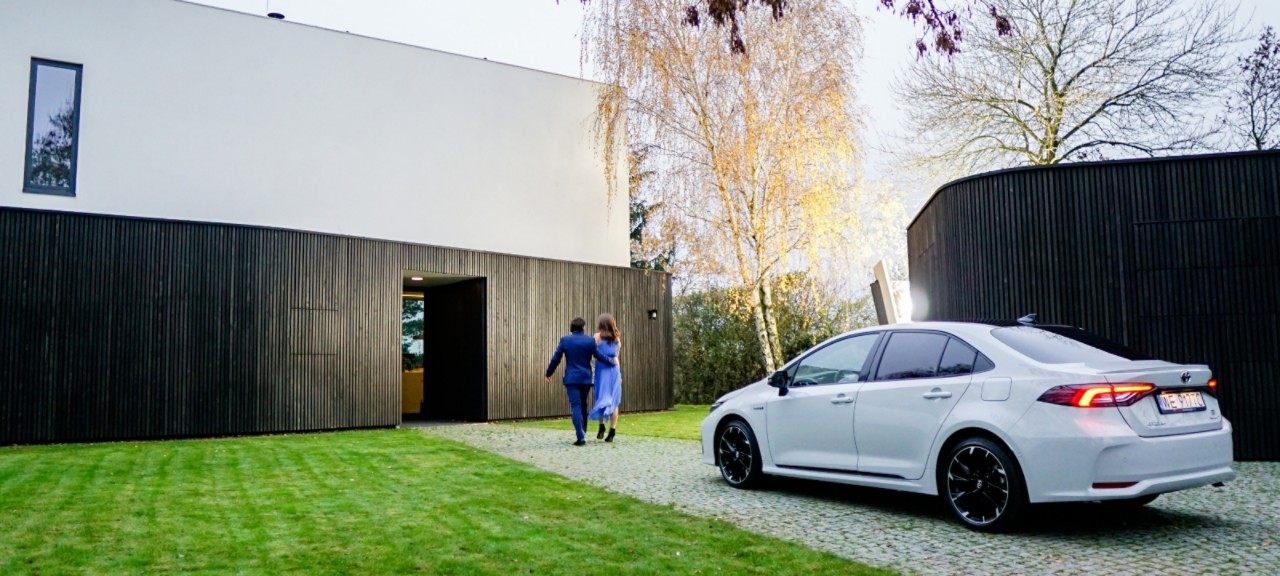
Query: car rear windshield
[[989, 326, 1152, 364]]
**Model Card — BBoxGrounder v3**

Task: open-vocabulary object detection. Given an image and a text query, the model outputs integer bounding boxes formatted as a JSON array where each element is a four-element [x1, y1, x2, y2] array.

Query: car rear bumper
[[1010, 406, 1234, 503]]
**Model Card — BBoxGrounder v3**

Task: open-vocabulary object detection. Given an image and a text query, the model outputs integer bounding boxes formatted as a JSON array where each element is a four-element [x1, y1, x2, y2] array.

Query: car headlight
[[709, 399, 726, 413]]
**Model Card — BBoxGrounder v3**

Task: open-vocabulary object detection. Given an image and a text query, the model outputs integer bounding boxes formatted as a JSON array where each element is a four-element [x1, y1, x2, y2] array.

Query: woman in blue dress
[[589, 313, 622, 442]]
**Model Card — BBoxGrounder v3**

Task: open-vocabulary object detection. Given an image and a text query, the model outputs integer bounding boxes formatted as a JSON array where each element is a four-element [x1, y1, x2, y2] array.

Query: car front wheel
[[716, 419, 763, 489], [940, 437, 1027, 532]]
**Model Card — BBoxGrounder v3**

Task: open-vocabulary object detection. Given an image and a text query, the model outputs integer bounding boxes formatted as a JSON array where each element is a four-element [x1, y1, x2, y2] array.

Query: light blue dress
[[589, 339, 621, 421]]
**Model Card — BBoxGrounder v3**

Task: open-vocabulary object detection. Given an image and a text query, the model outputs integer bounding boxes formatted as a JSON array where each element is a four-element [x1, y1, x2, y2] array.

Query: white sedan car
[[700, 320, 1235, 531]]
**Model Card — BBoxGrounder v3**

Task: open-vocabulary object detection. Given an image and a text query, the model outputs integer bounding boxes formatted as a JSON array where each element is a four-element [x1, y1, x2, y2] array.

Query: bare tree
[[1223, 26, 1280, 150], [895, 0, 1239, 169], [584, 0, 863, 372]]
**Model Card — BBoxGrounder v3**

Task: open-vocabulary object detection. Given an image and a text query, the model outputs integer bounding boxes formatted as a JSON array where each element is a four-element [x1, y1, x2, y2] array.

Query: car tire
[[939, 437, 1027, 532], [1104, 494, 1160, 508], [716, 419, 764, 489]]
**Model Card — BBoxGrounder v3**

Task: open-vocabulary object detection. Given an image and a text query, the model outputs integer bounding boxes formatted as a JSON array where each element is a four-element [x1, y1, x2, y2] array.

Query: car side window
[[938, 338, 977, 376], [791, 334, 879, 386], [873, 332, 950, 380]]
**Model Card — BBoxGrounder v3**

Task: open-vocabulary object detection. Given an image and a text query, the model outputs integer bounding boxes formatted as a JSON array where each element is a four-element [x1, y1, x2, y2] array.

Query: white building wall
[[0, 0, 629, 267]]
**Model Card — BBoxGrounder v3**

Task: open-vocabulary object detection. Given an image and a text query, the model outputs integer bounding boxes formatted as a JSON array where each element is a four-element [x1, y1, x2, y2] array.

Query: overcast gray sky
[[186, 0, 1280, 207]]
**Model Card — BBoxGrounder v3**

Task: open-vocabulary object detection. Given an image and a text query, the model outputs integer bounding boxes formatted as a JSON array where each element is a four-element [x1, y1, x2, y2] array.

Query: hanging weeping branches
[[576, 0, 1009, 56], [583, 0, 863, 372]]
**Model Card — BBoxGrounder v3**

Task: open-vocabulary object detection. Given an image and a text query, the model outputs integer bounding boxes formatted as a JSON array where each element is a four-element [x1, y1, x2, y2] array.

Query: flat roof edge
[[169, 0, 609, 88], [907, 149, 1280, 230]]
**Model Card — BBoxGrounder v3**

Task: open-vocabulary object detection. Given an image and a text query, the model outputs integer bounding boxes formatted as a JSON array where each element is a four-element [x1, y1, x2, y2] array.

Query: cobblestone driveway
[[425, 424, 1279, 576]]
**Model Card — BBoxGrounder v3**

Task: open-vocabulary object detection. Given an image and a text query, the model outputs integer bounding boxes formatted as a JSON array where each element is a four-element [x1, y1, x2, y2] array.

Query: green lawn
[[0, 429, 890, 575], [511, 404, 710, 441]]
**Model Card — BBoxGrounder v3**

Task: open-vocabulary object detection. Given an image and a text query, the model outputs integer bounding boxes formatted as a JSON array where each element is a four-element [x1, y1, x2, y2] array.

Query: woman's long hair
[[597, 313, 620, 342]]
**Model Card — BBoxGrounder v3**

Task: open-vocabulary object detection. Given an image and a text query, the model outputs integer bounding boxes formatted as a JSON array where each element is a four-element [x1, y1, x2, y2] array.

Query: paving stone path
[[425, 423, 1280, 576]]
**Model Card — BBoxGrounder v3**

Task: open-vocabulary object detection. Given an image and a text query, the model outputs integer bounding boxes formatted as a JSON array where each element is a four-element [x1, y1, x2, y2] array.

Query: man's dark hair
[[570, 317, 586, 332]]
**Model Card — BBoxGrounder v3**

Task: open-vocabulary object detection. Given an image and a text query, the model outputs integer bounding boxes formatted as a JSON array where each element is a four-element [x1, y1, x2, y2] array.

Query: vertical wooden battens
[[0, 208, 673, 445]]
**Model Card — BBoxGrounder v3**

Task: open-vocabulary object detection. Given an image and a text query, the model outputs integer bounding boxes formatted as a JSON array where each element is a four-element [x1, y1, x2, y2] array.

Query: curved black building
[[908, 151, 1280, 460]]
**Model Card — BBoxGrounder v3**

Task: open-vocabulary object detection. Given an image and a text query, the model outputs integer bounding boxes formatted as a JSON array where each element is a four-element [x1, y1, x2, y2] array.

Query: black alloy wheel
[[716, 419, 763, 489], [941, 437, 1026, 532]]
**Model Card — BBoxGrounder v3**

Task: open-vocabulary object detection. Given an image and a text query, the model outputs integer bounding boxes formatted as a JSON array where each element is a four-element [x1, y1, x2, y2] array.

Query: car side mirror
[[768, 370, 790, 396]]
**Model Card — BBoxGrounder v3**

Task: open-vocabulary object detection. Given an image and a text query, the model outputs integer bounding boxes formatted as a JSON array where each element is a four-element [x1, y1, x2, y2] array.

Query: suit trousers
[[564, 384, 593, 442]]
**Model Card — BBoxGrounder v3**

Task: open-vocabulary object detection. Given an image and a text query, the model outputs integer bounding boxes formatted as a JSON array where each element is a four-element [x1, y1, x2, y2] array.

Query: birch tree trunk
[[750, 290, 777, 374], [760, 282, 783, 368]]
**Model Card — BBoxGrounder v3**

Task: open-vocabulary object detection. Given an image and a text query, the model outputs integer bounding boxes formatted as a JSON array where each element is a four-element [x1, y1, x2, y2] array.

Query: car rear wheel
[[940, 437, 1026, 532], [716, 419, 763, 489]]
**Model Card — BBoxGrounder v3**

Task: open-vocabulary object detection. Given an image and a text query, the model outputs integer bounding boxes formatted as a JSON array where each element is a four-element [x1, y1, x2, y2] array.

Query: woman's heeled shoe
[[597, 422, 606, 440], [605, 428, 616, 443]]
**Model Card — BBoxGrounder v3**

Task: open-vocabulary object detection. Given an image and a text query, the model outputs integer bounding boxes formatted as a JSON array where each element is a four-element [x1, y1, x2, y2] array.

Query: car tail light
[[1037, 383, 1156, 407]]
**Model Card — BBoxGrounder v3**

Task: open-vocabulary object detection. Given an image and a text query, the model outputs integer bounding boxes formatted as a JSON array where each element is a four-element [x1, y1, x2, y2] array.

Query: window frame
[[937, 337, 980, 377], [867, 329, 996, 382], [23, 58, 83, 197]]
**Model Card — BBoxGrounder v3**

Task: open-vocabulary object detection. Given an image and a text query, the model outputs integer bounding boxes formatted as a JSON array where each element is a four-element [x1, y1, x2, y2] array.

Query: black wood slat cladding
[[0, 207, 673, 445], [908, 150, 1280, 461]]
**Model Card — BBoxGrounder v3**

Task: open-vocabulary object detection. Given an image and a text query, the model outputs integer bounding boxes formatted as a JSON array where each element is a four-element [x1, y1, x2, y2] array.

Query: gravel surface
[[424, 423, 1280, 576]]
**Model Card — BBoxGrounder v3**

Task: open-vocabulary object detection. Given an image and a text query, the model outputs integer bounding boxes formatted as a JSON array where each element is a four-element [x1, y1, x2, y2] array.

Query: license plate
[[1156, 391, 1206, 414]]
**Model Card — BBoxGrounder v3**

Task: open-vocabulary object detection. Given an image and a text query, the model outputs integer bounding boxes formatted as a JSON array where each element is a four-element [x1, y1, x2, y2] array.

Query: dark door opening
[[401, 272, 487, 422]]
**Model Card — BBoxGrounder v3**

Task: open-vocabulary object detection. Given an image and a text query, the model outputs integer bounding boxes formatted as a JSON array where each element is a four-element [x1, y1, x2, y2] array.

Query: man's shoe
[[573, 439, 587, 446], [597, 422, 606, 440], [605, 428, 615, 443]]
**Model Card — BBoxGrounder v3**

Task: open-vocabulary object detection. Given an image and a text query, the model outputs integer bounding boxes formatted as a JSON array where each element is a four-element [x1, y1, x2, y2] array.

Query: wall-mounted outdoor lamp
[[648, 309, 659, 320]]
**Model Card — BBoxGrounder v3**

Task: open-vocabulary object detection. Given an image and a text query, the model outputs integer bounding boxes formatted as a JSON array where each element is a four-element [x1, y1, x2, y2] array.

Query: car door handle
[[830, 396, 854, 405], [922, 389, 952, 399]]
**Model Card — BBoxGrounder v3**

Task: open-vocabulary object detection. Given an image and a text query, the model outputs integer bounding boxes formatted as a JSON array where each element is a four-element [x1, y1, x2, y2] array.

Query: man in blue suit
[[545, 317, 615, 446]]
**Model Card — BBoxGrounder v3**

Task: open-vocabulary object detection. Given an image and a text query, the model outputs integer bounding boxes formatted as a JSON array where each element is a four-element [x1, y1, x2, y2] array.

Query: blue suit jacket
[[546, 331, 615, 385]]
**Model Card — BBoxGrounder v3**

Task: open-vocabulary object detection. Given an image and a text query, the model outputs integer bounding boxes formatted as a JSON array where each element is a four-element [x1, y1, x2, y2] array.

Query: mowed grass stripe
[[0, 429, 891, 575], [512, 404, 709, 441]]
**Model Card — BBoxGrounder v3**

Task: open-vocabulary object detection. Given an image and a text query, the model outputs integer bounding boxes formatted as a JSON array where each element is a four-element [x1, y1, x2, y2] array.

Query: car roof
[[781, 321, 1021, 369], [845, 320, 1037, 340]]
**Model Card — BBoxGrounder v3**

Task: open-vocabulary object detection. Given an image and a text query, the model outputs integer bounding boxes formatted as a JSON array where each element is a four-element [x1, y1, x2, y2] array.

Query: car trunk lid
[[1093, 362, 1224, 437]]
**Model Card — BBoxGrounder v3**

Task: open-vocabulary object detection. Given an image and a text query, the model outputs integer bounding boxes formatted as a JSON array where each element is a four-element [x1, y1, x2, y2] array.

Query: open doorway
[[401, 271, 487, 422]]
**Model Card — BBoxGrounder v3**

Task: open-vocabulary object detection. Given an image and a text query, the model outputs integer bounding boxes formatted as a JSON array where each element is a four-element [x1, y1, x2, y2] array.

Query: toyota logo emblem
[[1180, 371, 1191, 384]]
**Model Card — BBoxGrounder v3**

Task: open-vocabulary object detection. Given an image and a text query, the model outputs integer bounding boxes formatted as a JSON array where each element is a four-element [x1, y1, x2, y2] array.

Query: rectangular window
[[24, 59, 83, 196], [874, 331, 949, 380]]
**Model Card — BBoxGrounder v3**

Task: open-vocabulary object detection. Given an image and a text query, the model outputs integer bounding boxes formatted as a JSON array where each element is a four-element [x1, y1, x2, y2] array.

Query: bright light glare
[[897, 285, 914, 323], [895, 281, 924, 322]]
